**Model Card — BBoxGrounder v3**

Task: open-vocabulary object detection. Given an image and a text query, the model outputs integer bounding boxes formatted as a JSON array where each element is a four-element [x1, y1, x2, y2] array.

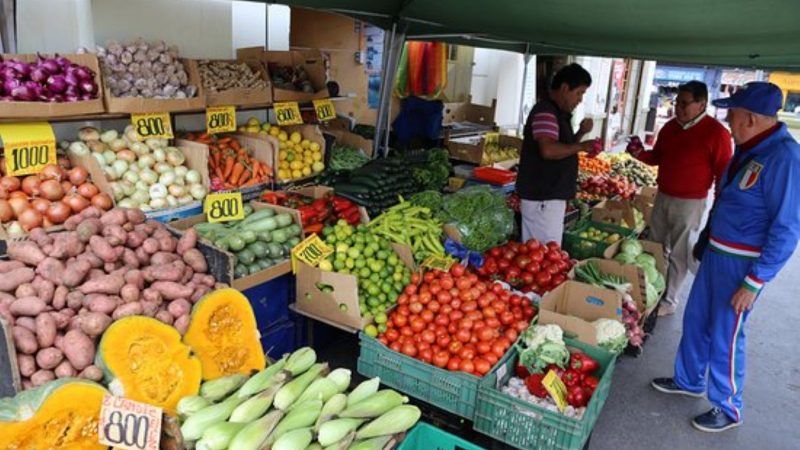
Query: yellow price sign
[[421, 255, 454, 272], [131, 112, 173, 139], [204, 192, 244, 223], [291, 234, 333, 273], [274, 102, 304, 126], [206, 106, 237, 134], [312, 99, 336, 122], [542, 369, 569, 413], [484, 132, 500, 146], [0, 122, 57, 176]]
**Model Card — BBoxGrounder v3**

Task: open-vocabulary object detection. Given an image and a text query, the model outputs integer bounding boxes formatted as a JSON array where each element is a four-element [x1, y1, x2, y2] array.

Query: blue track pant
[[674, 249, 753, 422]]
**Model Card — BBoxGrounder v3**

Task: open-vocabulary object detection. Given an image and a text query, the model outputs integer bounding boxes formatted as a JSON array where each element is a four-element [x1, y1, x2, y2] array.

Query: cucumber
[[285, 224, 302, 238], [247, 241, 269, 258], [237, 248, 255, 265], [287, 237, 301, 247], [240, 230, 257, 244], [257, 258, 273, 270], [245, 217, 278, 233], [234, 264, 249, 278], [275, 213, 293, 228], [267, 243, 283, 259], [227, 235, 246, 252], [240, 207, 276, 225], [247, 263, 262, 275]]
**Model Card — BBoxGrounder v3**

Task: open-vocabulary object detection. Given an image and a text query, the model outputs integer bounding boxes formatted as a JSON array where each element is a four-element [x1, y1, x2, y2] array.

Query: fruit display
[[320, 221, 412, 326], [482, 143, 520, 165], [181, 132, 273, 191], [178, 347, 421, 449], [0, 161, 113, 235], [578, 151, 611, 175], [329, 143, 370, 171], [577, 226, 622, 244], [192, 204, 302, 279], [606, 152, 657, 187], [479, 239, 574, 295], [66, 126, 208, 211], [577, 174, 636, 202], [273, 125, 325, 181], [197, 60, 267, 92], [0, 53, 99, 102], [367, 199, 446, 263], [377, 265, 536, 377]]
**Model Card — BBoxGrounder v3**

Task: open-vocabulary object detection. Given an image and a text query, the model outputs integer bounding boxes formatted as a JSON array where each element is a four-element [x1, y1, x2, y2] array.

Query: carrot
[[222, 157, 235, 179], [230, 162, 246, 185], [238, 169, 251, 185]]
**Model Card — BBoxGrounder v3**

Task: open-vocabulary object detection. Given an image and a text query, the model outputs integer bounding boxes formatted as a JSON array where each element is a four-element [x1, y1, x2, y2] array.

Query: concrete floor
[[589, 254, 800, 450]]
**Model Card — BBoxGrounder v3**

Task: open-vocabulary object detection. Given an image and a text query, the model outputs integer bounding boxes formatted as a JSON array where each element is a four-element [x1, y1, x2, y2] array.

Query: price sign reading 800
[[131, 112, 174, 139], [206, 106, 237, 134], [205, 192, 244, 223], [98, 395, 162, 450]]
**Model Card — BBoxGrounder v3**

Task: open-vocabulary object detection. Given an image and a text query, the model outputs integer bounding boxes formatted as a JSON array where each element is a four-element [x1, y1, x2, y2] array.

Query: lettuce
[[635, 253, 657, 268], [620, 239, 643, 257], [614, 252, 637, 265]]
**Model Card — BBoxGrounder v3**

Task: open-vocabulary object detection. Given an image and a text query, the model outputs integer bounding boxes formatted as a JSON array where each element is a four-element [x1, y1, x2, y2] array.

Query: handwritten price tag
[[205, 192, 244, 223], [98, 395, 162, 450], [274, 102, 304, 126], [421, 255, 454, 272], [131, 112, 173, 139], [292, 234, 333, 273], [312, 99, 336, 122], [206, 106, 237, 134], [0, 122, 57, 176], [542, 369, 569, 413]]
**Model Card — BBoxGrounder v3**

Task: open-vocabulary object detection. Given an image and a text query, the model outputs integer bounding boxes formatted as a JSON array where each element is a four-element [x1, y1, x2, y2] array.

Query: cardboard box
[[103, 59, 206, 113], [325, 128, 374, 158], [591, 200, 640, 232], [442, 98, 497, 126], [569, 258, 645, 313], [168, 202, 303, 290], [538, 281, 623, 347], [446, 134, 522, 166], [633, 187, 657, 226], [274, 124, 326, 184], [197, 59, 272, 107], [0, 53, 105, 118], [602, 239, 667, 317], [294, 243, 415, 331], [236, 48, 329, 103]]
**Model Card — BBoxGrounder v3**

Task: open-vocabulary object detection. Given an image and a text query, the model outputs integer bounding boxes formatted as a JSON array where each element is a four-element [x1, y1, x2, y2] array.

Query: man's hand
[[578, 118, 594, 135], [731, 287, 757, 314], [578, 139, 596, 153]]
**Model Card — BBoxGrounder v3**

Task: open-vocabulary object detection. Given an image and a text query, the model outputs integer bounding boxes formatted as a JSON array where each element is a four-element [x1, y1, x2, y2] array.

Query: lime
[[367, 284, 380, 296], [355, 259, 366, 269], [345, 258, 355, 269], [377, 323, 387, 333], [319, 260, 333, 272], [392, 272, 403, 282], [364, 324, 378, 337], [367, 297, 380, 307], [359, 267, 371, 279], [333, 260, 345, 271], [364, 246, 375, 257], [369, 273, 380, 283], [388, 254, 399, 266], [376, 250, 389, 260], [378, 293, 387, 302], [347, 247, 361, 259]]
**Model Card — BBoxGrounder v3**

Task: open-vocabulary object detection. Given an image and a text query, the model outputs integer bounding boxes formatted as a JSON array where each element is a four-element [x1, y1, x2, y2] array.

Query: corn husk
[[266, 399, 323, 445], [274, 363, 328, 410], [315, 393, 347, 432], [284, 347, 317, 376], [230, 381, 285, 423], [355, 405, 421, 440], [228, 409, 284, 450], [198, 421, 247, 450], [338, 390, 408, 419], [347, 435, 396, 450], [181, 393, 247, 441], [238, 355, 288, 398], [201, 373, 248, 402], [326, 368, 352, 392], [346, 377, 380, 408], [273, 427, 314, 450], [177, 395, 211, 418], [317, 418, 364, 446], [293, 378, 339, 406]]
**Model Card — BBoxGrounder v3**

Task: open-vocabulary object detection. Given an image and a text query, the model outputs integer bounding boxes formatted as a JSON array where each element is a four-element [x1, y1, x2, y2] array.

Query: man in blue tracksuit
[[651, 82, 800, 432]]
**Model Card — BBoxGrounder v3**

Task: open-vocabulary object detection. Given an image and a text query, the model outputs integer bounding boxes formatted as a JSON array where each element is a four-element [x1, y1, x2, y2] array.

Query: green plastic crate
[[563, 221, 636, 260], [473, 339, 617, 450], [357, 333, 514, 419], [397, 422, 485, 450]]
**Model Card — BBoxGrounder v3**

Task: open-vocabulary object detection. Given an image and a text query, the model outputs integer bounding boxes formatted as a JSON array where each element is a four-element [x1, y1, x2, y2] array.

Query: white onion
[[135, 180, 149, 192], [165, 147, 185, 166], [140, 169, 158, 185], [168, 185, 185, 197], [185, 169, 201, 184], [109, 138, 128, 152], [102, 150, 117, 164], [122, 171, 139, 184], [92, 153, 106, 166], [104, 166, 118, 181], [138, 154, 155, 169], [166, 195, 178, 207], [149, 198, 167, 209], [173, 176, 185, 186], [177, 195, 194, 205], [154, 162, 172, 174], [153, 148, 166, 162], [189, 183, 207, 200], [112, 160, 129, 176], [131, 142, 149, 156], [124, 126, 142, 142], [149, 184, 167, 199], [118, 198, 137, 208], [131, 189, 150, 205], [127, 163, 140, 173], [100, 129, 118, 143], [6, 221, 23, 236], [69, 141, 90, 156], [109, 182, 125, 201], [146, 138, 165, 149], [159, 171, 176, 186], [174, 166, 188, 178], [120, 180, 136, 197]]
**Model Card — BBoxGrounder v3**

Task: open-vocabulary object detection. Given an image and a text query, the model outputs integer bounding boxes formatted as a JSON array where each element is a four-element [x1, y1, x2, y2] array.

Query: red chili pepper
[[525, 373, 548, 398], [562, 369, 582, 388], [261, 191, 285, 205], [569, 353, 599, 374]]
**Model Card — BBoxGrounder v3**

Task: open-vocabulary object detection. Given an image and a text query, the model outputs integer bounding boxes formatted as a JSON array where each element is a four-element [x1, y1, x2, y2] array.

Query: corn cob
[[272, 427, 314, 450], [181, 393, 247, 441], [284, 347, 317, 376], [326, 368, 352, 392], [229, 381, 285, 423], [346, 377, 380, 407], [317, 418, 364, 446], [293, 378, 339, 406], [228, 409, 284, 450], [347, 435, 396, 450], [177, 395, 211, 418], [338, 390, 408, 419], [200, 373, 249, 402], [305, 444, 323, 450], [315, 393, 347, 432], [355, 405, 422, 440], [322, 430, 355, 450], [274, 363, 328, 410], [238, 355, 288, 398], [198, 421, 247, 450], [266, 399, 323, 445]]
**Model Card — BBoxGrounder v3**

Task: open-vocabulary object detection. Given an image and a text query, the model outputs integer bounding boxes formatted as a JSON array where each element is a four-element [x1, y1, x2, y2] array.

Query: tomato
[[378, 336, 388, 345], [436, 335, 451, 348], [417, 341, 431, 352], [459, 358, 475, 374], [546, 264, 560, 275], [482, 307, 497, 319], [491, 283, 505, 294], [526, 239, 542, 252], [501, 249, 516, 261], [489, 247, 502, 258], [441, 304, 453, 315], [423, 272, 436, 283], [451, 298, 463, 309], [515, 320, 529, 332], [455, 278, 471, 291], [555, 259, 569, 272], [390, 341, 402, 352], [401, 343, 417, 357], [491, 341, 507, 357], [474, 358, 491, 375], [459, 289, 474, 302], [477, 296, 491, 309], [433, 351, 449, 368], [450, 264, 467, 278], [461, 301, 477, 313], [404, 284, 417, 295], [409, 302, 423, 314], [521, 272, 535, 286], [434, 314, 449, 327], [491, 300, 507, 314], [458, 346, 475, 360], [417, 348, 432, 363], [473, 319, 486, 331], [551, 273, 567, 287], [546, 249, 562, 262], [455, 328, 471, 343], [411, 273, 421, 284], [385, 329, 400, 342], [546, 241, 561, 251], [421, 330, 436, 344], [478, 327, 496, 342], [457, 318, 473, 330], [485, 353, 499, 365], [505, 328, 519, 342], [509, 295, 522, 307], [527, 261, 541, 274], [397, 305, 411, 316], [530, 249, 545, 263], [436, 291, 452, 304], [498, 259, 511, 271], [440, 277, 454, 290], [447, 323, 457, 335], [523, 305, 536, 320], [434, 325, 448, 336], [513, 255, 531, 270], [476, 341, 492, 354], [421, 309, 435, 324], [449, 310, 464, 322], [499, 311, 514, 326], [411, 318, 426, 333], [447, 357, 462, 371], [469, 288, 482, 301], [397, 294, 409, 305], [427, 300, 441, 313], [485, 317, 501, 329], [448, 341, 463, 354], [395, 315, 409, 329], [512, 308, 523, 321], [535, 271, 552, 287]]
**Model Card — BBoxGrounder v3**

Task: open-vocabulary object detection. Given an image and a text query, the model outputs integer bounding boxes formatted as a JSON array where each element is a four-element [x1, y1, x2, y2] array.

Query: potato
[[112, 302, 143, 320], [17, 353, 36, 377], [10, 297, 47, 317], [35, 313, 57, 348], [32, 277, 55, 305], [103, 262, 118, 273], [182, 248, 207, 273], [103, 224, 128, 246], [15, 317, 37, 333], [62, 330, 95, 371], [31, 369, 55, 386], [21, 379, 32, 390], [76, 218, 103, 243], [89, 235, 118, 263], [141, 300, 160, 317], [150, 252, 180, 266], [0, 267, 35, 292], [124, 270, 145, 290], [174, 314, 190, 335], [142, 238, 160, 255], [180, 266, 194, 284], [0, 260, 25, 273], [144, 261, 185, 283], [122, 248, 140, 269], [79, 312, 112, 337], [125, 230, 147, 249], [150, 281, 194, 300], [61, 308, 76, 318], [88, 268, 106, 280], [35, 257, 66, 285], [100, 209, 127, 226], [177, 228, 198, 255], [52, 286, 69, 310], [66, 291, 85, 310], [78, 251, 103, 269], [142, 288, 163, 304], [51, 311, 71, 330], [7, 241, 46, 266], [79, 364, 103, 381], [126, 208, 146, 225], [80, 274, 125, 295], [135, 246, 150, 265], [81, 206, 103, 219], [54, 360, 76, 378], [14, 283, 37, 299], [167, 299, 192, 318], [35, 347, 64, 370], [29, 228, 53, 246], [53, 333, 64, 351], [49, 232, 84, 259], [12, 326, 38, 354], [155, 309, 174, 325], [120, 284, 140, 304], [0, 303, 14, 325], [159, 236, 177, 253], [0, 292, 16, 305], [87, 295, 118, 315]]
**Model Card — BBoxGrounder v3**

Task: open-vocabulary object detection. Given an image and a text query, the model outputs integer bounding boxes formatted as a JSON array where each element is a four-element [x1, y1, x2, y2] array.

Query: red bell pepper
[[296, 205, 318, 226], [544, 364, 565, 379], [515, 364, 530, 379], [525, 373, 548, 398], [562, 369, 582, 388], [304, 223, 325, 235], [567, 385, 588, 407], [568, 353, 599, 374], [311, 198, 330, 212], [582, 375, 599, 393], [332, 196, 354, 212], [261, 191, 286, 205]]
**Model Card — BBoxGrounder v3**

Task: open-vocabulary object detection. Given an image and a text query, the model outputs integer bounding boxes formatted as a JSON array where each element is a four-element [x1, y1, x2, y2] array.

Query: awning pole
[[373, 20, 407, 158], [518, 43, 531, 135]]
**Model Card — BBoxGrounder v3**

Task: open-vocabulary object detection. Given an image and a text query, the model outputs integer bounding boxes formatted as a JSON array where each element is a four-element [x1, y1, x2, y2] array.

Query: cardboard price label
[[0, 122, 57, 176], [131, 112, 174, 139], [98, 395, 162, 450], [313, 99, 336, 122], [421, 255, 454, 272], [274, 102, 304, 126], [291, 234, 333, 273], [542, 369, 569, 412], [205, 192, 244, 223], [206, 106, 237, 134]]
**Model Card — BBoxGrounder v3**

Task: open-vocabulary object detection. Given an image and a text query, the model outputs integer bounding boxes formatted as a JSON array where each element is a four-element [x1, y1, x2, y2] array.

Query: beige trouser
[[649, 192, 707, 308], [521, 199, 567, 245]]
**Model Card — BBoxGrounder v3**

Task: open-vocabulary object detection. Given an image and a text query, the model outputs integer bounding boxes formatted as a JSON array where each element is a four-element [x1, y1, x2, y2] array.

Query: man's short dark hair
[[550, 63, 592, 91], [678, 81, 708, 103]]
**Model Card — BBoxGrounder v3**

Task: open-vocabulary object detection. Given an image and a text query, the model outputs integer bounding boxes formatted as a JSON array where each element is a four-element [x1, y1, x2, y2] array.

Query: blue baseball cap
[[711, 82, 783, 116]]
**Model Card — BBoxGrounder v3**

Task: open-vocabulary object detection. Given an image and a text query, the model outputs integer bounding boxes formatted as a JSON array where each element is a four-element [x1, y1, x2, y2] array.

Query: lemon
[[310, 142, 321, 152], [246, 126, 260, 133], [304, 156, 314, 165], [312, 152, 322, 162], [278, 141, 288, 150], [301, 140, 311, 149], [261, 122, 271, 132], [291, 169, 303, 179], [302, 166, 312, 176], [258, 130, 269, 136], [269, 127, 281, 136], [238, 126, 247, 132], [246, 117, 260, 127], [279, 160, 289, 170], [290, 132, 302, 144], [278, 150, 287, 161], [290, 160, 303, 170], [278, 131, 288, 142], [312, 161, 325, 172]]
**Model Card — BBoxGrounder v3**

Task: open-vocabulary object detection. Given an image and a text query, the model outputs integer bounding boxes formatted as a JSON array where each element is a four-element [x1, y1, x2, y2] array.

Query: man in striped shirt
[[516, 63, 597, 245]]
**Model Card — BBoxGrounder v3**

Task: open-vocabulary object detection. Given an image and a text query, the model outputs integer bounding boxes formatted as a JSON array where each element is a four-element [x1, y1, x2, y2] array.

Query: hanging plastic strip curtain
[[394, 41, 448, 99]]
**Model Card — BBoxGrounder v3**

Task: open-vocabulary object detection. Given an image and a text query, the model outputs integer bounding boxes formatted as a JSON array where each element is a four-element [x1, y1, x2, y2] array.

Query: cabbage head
[[620, 239, 643, 257], [614, 252, 637, 265], [652, 272, 666, 292], [635, 253, 657, 268], [645, 282, 660, 308]]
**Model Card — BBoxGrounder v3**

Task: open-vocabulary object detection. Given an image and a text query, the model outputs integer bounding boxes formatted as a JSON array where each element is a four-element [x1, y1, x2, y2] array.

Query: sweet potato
[[88, 268, 106, 280], [103, 224, 127, 246], [100, 208, 127, 226], [150, 281, 194, 300], [10, 297, 47, 316], [177, 228, 198, 255], [125, 230, 147, 249], [112, 302, 143, 320], [121, 248, 140, 269], [62, 330, 95, 370], [79, 364, 103, 381], [141, 300, 160, 317], [81, 206, 103, 220], [0, 267, 35, 292], [54, 360, 76, 378], [123, 270, 145, 290], [142, 288, 162, 304], [36, 347, 64, 370], [103, 262, 119, 273], [62, 259, 92, 289], [190, 286, 211, 303], [80, 273, 124, 295], [150, 252, 180, 266], [143, 261, 186, 283], [35, 313, 57, 348], [35, 257, 65, 285], [61, 308, 75, 318], [40, 244, 54, 255], [78, 251, 103, 269], [64, 214, 81, 231], [89, 235, 118, 263], [135, 246, 150, 265], [31, 369, 55, 386], [15, 283, 37, 299], [51, 311, 71, 330], [15, 317, 36, 333], [29, 228, 53, 246], [0, 260, 25, 273], [0, 303, 14, 325], [32, 277, 55, 305], [167, 299, 192, 319], [75, 217, 103, 243], [174, 314, 190, 335], [52, 286, 69, 310], [13, 326, 38, 354], [53, 333, 64, 351], [182, 248, 208, 273], [180, 266, 194, 284], [17, 354, 36, 377], [66, 291, 85, 310], [155, 310, 174, 325], [126, 208, 146, 225], [120, 284, 140, 303], [79, 312, 112, 337], [142, 238, 160, 255], [86, 295, 118, 315], [158, 236, 177, 253], [8, 241, 46, 266], [0, 292, 16, 304], [49, 232, 84, 259]]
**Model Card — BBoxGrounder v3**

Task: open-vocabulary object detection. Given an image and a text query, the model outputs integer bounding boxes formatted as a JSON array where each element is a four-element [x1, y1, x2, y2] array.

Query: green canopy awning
[[276, 0, 800, 69]]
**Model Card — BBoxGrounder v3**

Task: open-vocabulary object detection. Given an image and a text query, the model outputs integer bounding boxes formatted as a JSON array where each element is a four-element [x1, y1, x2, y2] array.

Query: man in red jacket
[[630, 81, 733, 316]]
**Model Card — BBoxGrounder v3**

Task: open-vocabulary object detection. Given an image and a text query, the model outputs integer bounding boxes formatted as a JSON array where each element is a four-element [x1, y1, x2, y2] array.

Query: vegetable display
[[178, 347, 421, 449], [261, 191, 363, 234], [0, 207, 220, 389], [606, 152, 657, 187], [517, 324, 569, 374], [0, 162, 112, 235], [482, 143, 519, 165], [0, 54, 99, 102], [479, 239, 573, 295], [612, 239, 665, 308], [198, 60, 267, 92], [578, 152, 611, 175], [367, 199, 446, 263], [65, 126, 208, 211], [333, 158, 418, 217], [96, 38, 198, 99], [410, 148, 451, 192], [592, 318, 629, 354], [182, 133, 272, 191], [329, 143, 370, 171], [193, 204, 302, 279], [439, 186, 514, 253], [377, 265, 535, 376]]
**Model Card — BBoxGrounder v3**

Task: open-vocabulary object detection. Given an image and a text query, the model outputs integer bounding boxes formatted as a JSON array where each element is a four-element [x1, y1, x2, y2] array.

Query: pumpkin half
[[183, 288, 266, 380], [0, 378, 108, 449], [97, 315, 201, 415]]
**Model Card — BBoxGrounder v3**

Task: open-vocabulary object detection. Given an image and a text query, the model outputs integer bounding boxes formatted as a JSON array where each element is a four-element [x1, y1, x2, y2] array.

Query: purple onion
[[64, 71, 79, 87], [29, 67, 47, 83], [49, 94, 64, 103], [64, 84, 79, 98], [46, 75, 67, 94], [74, 66, 92, 81], [79, 94, 93, 101], [11, 85, 34, 101], [3, 78, 21, 94], [37, 55, 59, 75], [55, 55, 71, 68], [10, 61, 30, 78], [1, 67, 18, 80], [79, 80, 97, 95]]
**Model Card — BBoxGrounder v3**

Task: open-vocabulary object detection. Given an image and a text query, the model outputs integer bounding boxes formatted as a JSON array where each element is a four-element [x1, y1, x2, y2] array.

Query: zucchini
[[227, 235, 246, 252], [267, 243, 283, 259], [247, 263, 262, 275], [247, 241, 269, 258], [237, 248, 255, 265], [234, 264, 249, 278], [240, 207, 276, 225], [239, 229, 257, 244], [275, 213, 293, 228]]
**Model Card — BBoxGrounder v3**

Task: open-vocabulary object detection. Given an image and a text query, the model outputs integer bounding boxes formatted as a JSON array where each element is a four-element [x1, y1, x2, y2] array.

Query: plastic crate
[[562, 221, 636, 260], [474, 339, 616, 450], [357, 333, 514, 419], [397, 422, 485, 450], [472, 166, 516, 185], [242, 274, 290, 330], [259, 320, 296, 360]]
